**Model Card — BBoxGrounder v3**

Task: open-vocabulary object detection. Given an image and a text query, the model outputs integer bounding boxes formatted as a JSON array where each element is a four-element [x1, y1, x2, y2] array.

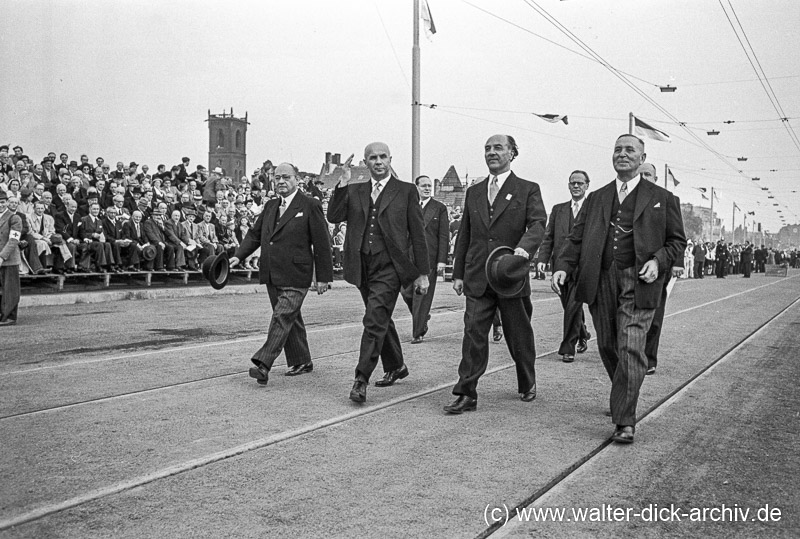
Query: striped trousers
[[588, 264, 655, 427], [251, 285, 311, 370]]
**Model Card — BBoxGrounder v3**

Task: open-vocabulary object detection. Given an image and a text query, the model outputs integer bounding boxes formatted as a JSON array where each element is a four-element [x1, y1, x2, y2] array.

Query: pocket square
[[654, 202, 661, 208], [295, 212, 304, 217]]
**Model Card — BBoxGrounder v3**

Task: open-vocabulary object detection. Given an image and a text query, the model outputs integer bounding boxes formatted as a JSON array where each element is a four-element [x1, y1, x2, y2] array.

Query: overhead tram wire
[[720, 0, 800, 154], [373, 1, 410, 91], [520, 0, 765, 188]]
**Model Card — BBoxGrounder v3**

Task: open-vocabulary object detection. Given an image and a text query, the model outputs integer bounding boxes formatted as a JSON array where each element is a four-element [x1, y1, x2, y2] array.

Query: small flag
[[421, 0, 436, 38], [666, 167, 679, 187], [747, 211, 755, 215], [693, 187, 707, 193], [701, 193, 709, 200], [713, 190, 719, 202], [533, 113, 568, 125], [633, 115, 671, 142], [734, 202, 740, 211]]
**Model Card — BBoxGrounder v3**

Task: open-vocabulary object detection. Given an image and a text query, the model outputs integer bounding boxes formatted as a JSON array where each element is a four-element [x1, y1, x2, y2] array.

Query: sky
[[2, 0, 799, 236]]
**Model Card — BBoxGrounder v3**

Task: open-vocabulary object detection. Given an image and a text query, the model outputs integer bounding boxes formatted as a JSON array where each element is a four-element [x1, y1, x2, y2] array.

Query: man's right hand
[[338, 154, 355, 186], [453, 278, 464, 296], [537, 262, 546, 273], [229, 256, 240, 268], [551, 270, 567, 295]]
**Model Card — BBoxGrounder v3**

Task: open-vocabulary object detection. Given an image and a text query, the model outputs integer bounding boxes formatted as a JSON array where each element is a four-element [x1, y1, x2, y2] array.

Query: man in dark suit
[[101, 205, 127, 271], [120, 211, 147, 270], [741, 241, 753, 277], [55, 199, 82, 273], [400, 175, 449, 344], [692, 240, 706, 278], [538, 170, 592, 363], [142, 205, 176, 271], [77, 202, 114, 272], [231, 162, 333, 385], [327, 143, 429, 403], [444, 134, 547, 414], [638, 163, 685, 376], [552, 135, 686, 444]]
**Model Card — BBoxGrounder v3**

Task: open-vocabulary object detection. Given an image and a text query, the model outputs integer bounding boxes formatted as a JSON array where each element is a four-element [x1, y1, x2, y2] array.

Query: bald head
[[638, 163, 657, 184], [364, 142, 392, 181]]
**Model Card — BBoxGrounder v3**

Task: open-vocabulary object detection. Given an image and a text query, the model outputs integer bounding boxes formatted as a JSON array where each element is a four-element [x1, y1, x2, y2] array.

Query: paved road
[[1, 272, 798, 538]]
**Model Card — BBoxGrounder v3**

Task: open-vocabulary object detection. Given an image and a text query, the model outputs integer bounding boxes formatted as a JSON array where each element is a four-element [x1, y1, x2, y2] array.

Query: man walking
[[552, 135, 686, 443], [0, 191, 22, 326], [400, 175, 449, 344], [327, 143, 429, 403], [445, 134, 547, 414], [231, 162, 333, 386], [538, 170, 591, 363]]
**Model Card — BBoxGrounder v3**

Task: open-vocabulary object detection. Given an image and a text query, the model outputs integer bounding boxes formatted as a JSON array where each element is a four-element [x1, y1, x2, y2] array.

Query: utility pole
[[411, 0, 421, 181]]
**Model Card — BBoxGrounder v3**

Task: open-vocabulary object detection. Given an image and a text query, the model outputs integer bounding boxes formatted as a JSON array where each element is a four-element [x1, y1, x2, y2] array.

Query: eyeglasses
[[275, 174, 295, 181]]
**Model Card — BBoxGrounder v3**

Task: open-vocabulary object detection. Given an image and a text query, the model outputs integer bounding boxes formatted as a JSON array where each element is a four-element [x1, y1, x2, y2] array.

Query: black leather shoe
[[0, 319, 17, 327], [444, 395, 477, 414], [520, 383, 537, 402], [646, 366, 656, 375], [350, 379, 367, 403], [248, 364, 269, 386], [374, 364, 409, 387], [576, 339, 588, 354], [492, 326, 503, 342], [411, 336, 424, 344], [286, 362, 313, 376], [562, 354, 575, 363], [611, 425, 635, 444]]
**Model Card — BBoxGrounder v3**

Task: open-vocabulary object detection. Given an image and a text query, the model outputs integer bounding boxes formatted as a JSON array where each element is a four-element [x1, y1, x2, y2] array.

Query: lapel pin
[[505, 193, 512, 201]]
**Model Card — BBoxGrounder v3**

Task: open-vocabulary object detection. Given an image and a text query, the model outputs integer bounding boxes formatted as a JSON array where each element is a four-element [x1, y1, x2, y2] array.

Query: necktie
[[572, 201, 579, 218], [371, 181, 382, 203], [619, 182, 628, 203], [489, 176, 499, 205], [279, 198, 287, 217]]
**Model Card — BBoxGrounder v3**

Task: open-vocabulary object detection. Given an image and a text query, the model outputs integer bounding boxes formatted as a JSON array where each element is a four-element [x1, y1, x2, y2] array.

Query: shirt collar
[[281, 189, 299, 208], [371, 176, 390, 190], [616, 176, 640, 195], [420, 197, 431, 208], [491, 170, 512, 186]]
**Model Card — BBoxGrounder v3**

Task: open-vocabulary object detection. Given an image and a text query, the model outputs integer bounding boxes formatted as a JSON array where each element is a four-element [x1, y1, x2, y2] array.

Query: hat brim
[[485, 245, 527, 297], [142, 245, 157, 261], [202, 252, 230, 290]]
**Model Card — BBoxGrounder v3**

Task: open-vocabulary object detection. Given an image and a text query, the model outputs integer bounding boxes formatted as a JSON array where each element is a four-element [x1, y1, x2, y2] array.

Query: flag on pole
[[701, 193, 709, 200], [713, 189, 719, 202], [666, 167, 679, 186], [693, 187, 707, 193], [734, 202, 740, 211], [421, 0, 436, 38], [532, 113, 568, 125], [633, 115, 671, 142]]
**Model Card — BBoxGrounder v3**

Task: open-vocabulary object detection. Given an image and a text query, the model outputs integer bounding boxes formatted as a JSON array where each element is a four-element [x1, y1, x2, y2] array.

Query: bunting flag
[[734, 202, 740, 211], [713, 189, 720, 202], [421, 0, 437, 38], [666, 167, 679, 186], [633, 115, 671, 142], [693, 187, 707, 193], [701, 193, 709, 200], [747, 211, 755, 215], [533, 113, 568, 125]]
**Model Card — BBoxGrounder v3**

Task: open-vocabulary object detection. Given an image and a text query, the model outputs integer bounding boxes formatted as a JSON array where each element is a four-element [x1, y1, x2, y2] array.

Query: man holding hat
[[142, 203, 176, 271], [203, 167, 226, 207], [444, 134, 547, 414], [230, 162, 333, 385], [0, 190, 23, 325]]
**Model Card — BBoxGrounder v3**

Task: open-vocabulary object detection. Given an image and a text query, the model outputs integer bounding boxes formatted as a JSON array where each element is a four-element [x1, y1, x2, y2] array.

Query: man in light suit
[[327, 143, 429, 403], [445, 134, 547, 414], [552, 135, 686, 443], [401, 175, 449, 344], [231, 162, 333, 385], [0, 190, 23, 325], [27, 201, 56, 270], [538, 170, 592, 363], [638, 163, 684, 376]]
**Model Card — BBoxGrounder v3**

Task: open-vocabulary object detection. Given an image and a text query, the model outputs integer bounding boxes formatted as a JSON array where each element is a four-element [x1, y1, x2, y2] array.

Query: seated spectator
[[77, 202, 114, 272], [179, 208, 201, 270], [164, 209, 196, 270], [194, 207, 223, 265], [120, 210, 147, 270], [54, 199, 81, 273], [27, 201, 57, 272], [141, 204, 175, 271]]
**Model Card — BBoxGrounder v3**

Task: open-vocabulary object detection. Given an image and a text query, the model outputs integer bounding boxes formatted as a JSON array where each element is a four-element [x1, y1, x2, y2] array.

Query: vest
[[602, 185, 637, 270], [361, 190, 387, 255]]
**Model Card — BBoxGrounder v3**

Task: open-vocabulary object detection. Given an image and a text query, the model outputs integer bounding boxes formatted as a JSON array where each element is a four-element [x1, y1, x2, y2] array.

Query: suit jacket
[[101, 216, 124, 241], [555, 179, 686, 309], [121, 220, 147, 246], [453, 172, 547, 298], [236, 192, 333, 287], [55, 210, 82, 241], [195, 220, 219, 246], [327, 176, 429, 287], [420, 198, 450, 269], [0, 210, 23, 266], [538, 198, 583, 270], [78, 215, 105, 242], [143, 218, 170, 245], [164, 219, 191, 246]]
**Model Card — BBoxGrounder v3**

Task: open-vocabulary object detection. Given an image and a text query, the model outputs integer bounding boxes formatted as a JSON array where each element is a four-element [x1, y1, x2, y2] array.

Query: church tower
[[207, 108, 249, 182]]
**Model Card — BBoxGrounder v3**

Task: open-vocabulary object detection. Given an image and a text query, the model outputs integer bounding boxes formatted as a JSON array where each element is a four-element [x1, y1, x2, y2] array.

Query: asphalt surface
[[1, 272, 798, 538]]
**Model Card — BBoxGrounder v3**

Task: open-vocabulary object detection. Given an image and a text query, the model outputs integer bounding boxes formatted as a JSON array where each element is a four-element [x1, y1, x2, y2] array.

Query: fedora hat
[[141, 244, 157, 261], [485, 246, 530, 297], [202, 251, 230, 290]]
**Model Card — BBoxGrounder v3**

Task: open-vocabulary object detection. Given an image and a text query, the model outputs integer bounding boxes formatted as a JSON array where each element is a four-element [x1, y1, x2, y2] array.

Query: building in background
[[207, 109, 248, 182]]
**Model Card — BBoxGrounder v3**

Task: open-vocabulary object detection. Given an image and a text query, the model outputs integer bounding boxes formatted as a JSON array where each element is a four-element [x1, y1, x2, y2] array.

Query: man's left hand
[[671, 266, 684, 278], [514, 247, 530, 259], [413, 274, 429, 295], [638, 259, 660, 283], [316, 282, 329, 295]]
